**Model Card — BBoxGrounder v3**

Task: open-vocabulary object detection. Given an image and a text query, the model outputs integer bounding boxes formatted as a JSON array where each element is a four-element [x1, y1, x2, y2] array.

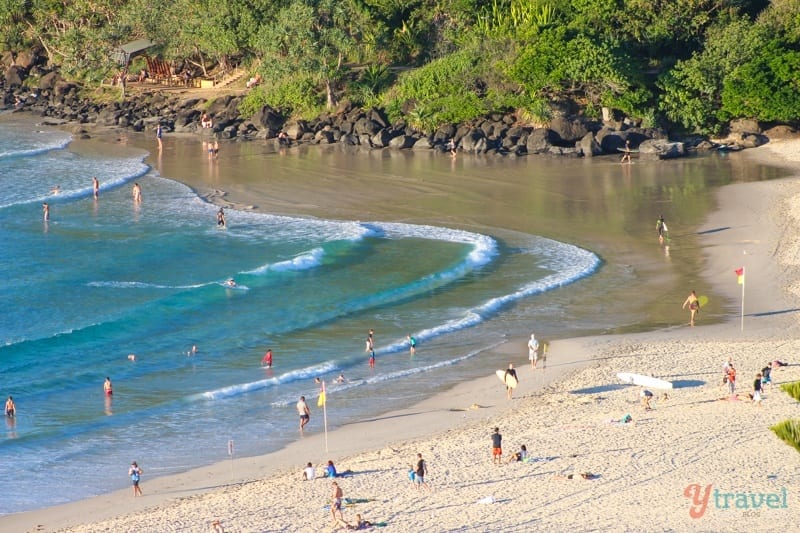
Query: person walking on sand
[[42, 202, 49, 221], [491, 427, 503, 464], [682, 290, 700, 326], [262, 348, 273, 368], [640, 389, 653, 410], [128, 461, 143, 497], [92, 176, 99, 199], [415, 453, 430, 492], [103, 377, 113, 396], [297, 395, 310, 432], [753, 373, 763, 406], [527, 333, 540, 369], [5, 396, 15, 418], [330, 481, 350, 528], [407, 335, 417, 355], [504, 363, 518, 400]]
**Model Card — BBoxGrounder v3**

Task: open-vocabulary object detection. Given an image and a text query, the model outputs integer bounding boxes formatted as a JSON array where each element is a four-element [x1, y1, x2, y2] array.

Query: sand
[[4, 138, 800, 532]]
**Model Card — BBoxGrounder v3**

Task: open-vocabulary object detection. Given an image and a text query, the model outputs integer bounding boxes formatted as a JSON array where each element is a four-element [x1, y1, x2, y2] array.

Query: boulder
[[526, 128, 558, 154], [371, 129, 393, 148], [354, 117, 381, 136], [729, 119, 761, 135], [14, 50, 37, 70], [578, 132, 602, 157], [413, 137, 434, 150], [38, 71, 61, 91], [285, 120, 308, 140], [549, 116, 589, 143], [251, 105, 284, 132], [368, 108, 389, 129], [597, 130, 626, 153], [4, 66, 23, 88], [315, 130, 335, 143], [459, 129, 486, 153], [388, 135, 416, 149], [339, 133, 359, 145], [763, 125, 798, 140], [1, 51, 13, 68], [639, 139, 686, 159]]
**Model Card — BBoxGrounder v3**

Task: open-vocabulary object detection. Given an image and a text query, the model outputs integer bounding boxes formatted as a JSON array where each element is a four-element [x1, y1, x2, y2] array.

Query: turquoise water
[[0, 121, 601, 513]]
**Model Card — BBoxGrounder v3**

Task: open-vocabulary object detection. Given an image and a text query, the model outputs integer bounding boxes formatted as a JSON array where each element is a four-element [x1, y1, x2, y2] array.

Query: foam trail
[[243, 247, 325, 275], [378, 240, 601, 355], [197, 361, 338, 401]]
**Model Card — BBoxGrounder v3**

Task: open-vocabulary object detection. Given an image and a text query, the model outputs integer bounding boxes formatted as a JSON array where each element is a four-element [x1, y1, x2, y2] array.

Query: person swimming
[[224, 278, 236, 288]]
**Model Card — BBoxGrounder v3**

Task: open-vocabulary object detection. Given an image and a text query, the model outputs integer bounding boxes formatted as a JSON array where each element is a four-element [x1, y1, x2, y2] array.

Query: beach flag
[[735, 267, 745, 285], [317, 382, 327, 407]]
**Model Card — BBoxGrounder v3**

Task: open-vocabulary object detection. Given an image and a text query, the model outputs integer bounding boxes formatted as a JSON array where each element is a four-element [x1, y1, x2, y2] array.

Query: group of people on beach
[[722, 356, 788, 406]]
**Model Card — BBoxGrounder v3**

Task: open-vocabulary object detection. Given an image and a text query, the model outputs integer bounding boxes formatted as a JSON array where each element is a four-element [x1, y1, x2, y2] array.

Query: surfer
[[262, 348, 273, 368], [42, 202, 49, 221], [217, 208, 226, 228], [103, 377, 113, 396], [682, 290, 700, 326], [335, 373, 345, 384], [447, 138, 457, 157], [504, 363, 518, 400], [5, 396, 15, 418], [620, 140, 632, 164], [527, 333, 540, 369], [407, 335, 417, 355], [92, 176, 99, 199], [224, 278, 236, 288], [656, 215, 667, 244], [297, 395, 310, 431], [49, 185, 61, 195]]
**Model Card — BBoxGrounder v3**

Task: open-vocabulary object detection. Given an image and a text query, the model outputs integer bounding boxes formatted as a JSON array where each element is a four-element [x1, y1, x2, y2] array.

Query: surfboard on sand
[[496, 369, 518, 388], [617, 372, 673, 390], [617, 147, 639, 153]]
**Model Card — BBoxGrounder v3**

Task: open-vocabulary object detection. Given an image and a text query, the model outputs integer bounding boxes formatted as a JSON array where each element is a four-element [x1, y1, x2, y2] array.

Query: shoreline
[[3, 128, 800, 531]]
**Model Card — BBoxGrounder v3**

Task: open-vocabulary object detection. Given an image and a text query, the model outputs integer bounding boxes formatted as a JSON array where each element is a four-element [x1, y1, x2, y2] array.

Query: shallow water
[[0, 118, 785, 514]]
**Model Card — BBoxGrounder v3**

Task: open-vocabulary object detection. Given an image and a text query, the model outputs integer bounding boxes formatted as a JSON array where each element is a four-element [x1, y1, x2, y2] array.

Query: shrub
[[770, 419, 800, 454], [780, 381, 800, 402]]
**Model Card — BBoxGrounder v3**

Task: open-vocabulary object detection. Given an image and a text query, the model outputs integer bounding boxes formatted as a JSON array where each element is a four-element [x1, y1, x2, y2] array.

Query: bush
[[770, 419, 800, 454], [239, 76, 324, 119], [779, 381, 800, 402]]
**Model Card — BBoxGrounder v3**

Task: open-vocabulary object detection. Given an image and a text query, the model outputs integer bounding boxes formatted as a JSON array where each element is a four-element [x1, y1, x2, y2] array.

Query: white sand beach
[[4, 139, 800, 532]]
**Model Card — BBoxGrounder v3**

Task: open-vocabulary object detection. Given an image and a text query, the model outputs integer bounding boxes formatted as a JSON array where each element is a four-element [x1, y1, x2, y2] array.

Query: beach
[[4, 133, 800, 532]]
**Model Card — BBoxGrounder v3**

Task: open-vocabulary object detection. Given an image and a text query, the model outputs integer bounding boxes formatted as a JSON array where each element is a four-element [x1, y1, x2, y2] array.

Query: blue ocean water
[[0, 120, 600, 514]]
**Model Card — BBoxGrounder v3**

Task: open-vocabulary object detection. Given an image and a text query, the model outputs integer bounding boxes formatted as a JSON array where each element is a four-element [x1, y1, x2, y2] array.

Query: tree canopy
[[1, 0, 797, 133]]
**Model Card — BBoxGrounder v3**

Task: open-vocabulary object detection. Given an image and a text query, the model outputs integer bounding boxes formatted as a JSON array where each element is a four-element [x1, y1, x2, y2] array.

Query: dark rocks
[[388, 135, 415, 149], [639, 139, 686, 159], [4, 66, 24, 88], [526, 128, 559, 154]]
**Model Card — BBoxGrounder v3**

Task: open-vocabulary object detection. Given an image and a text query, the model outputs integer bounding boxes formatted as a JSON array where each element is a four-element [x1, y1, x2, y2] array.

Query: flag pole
[[321, 380, 329, 453], [740, 266, 745, 332]]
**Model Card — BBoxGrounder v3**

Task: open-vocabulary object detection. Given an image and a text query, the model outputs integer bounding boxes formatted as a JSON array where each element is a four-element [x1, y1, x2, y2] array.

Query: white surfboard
[[617, 372, 673, 390], [496, 369, 518, 388]]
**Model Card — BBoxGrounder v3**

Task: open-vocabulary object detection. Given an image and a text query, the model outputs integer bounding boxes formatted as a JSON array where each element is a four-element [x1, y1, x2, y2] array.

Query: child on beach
[[407, 464, 416, 485], [640, 389, 653, 410], [753, 373, 763, 406], [128, 461, 143, 497]]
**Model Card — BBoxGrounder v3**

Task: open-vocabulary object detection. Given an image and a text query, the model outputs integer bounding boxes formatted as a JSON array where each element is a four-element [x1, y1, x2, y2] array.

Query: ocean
[[0, 118, 784, 514]]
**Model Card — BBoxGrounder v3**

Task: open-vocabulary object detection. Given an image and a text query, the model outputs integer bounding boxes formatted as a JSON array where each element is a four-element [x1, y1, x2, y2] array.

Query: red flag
[[735, 267, 744, 285]]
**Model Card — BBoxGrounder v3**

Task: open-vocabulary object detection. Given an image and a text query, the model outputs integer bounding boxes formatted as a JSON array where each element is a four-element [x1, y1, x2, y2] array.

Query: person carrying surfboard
[[682, 290, 700, 326], [620, 140, 633, 164], [656, 215, 667, 244], [504, 363, 518, 400]]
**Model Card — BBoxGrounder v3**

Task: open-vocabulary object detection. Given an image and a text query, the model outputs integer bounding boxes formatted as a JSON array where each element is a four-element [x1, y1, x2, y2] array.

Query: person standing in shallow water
[[92, 176, 99, 199], [682, 290, 700, 326]]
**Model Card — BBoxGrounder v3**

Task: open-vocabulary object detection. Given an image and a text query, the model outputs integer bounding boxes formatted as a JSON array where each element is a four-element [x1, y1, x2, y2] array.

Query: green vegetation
[[771, 419, 800, 454], [1, 0, 798, 132], [779, 380, 800, 402]]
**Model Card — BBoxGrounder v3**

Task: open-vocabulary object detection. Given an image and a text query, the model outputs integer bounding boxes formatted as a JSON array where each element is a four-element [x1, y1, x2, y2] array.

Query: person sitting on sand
[[303, 462, 316, 480], [772, 360, 789, 368], [325, 460, 338, 478], [507, 444, 527, 463], [348, 514, 373, 530], [554, 472, 598, 480], [640, 389, 653, 410]]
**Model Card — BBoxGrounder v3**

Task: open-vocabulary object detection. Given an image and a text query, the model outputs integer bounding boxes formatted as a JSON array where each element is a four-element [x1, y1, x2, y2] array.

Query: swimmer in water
[[224, 278, 236, 288], [50, 185, 61, 195]]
